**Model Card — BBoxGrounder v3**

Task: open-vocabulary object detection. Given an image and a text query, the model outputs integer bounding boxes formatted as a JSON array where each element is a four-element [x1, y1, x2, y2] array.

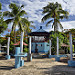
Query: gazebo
[[28, 26, 50, 53]]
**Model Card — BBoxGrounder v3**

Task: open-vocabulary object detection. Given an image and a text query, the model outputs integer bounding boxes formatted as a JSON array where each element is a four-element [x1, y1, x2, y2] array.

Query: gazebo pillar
[[68, 32, 75, 67], [49, 39, 52, 58], [49, 40, 51, 55], [27, 36, 32, 61], [55, 37, 60, 61], [6, 37, 11, 59]]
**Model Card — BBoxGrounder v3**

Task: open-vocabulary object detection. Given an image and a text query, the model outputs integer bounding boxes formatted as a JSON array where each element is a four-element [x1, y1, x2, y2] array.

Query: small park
[[0, 1, 75, 75]]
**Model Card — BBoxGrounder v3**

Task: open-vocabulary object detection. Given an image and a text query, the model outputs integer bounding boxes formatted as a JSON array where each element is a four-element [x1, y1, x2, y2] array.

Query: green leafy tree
[[3, 3, 27, 43], [42, 2, 69, 31], [0, 3, 7, 34], [50, 31, 69, 54]]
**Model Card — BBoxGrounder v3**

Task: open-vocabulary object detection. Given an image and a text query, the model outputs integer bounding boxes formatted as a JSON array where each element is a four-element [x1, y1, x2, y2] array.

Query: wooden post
[[49, 40, 51, 55], [69, 32, 73, 61], [20, 32, 24, 53], [7, 37, 10, 55], [57, 37, 59, 56]]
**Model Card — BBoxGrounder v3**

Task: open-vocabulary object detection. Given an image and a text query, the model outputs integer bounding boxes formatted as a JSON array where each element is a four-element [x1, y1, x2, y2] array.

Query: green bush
[[24, 47, 28, 53]]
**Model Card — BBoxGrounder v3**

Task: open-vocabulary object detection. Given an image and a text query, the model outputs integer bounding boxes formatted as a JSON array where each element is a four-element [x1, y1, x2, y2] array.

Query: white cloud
[[61, 21, 75, 29]]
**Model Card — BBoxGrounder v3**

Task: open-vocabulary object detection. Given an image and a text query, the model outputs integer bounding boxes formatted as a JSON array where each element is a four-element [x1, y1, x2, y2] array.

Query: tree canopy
[[42, 2, 69, 31], [0, 3, 7, 34]]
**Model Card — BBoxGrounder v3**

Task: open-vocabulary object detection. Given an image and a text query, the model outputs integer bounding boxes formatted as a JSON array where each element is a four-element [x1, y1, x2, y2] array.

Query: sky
[[0, 0, 75, 36]]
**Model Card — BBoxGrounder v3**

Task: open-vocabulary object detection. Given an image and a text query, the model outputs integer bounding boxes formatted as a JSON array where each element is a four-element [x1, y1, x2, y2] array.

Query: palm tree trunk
[[14, 29, 16, 53], [14, 29, 16, 44], [54, 19, 57, 32]]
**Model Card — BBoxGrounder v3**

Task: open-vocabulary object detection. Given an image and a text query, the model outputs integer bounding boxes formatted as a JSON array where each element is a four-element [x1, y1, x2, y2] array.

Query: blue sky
[[0, 0, 75, 36]]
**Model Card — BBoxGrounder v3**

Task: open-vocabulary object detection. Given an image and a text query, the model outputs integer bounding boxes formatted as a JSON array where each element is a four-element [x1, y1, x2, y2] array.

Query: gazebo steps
[[32, 53, 47, 58]]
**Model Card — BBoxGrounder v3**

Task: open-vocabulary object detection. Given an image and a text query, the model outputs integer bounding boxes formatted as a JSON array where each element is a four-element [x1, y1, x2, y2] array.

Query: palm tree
[[3, 3, 35, 52], [42, 2, 69, 32], [3, 3, 27, 43]]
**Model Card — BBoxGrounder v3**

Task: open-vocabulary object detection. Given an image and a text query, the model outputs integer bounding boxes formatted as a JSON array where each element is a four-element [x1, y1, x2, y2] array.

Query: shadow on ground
[[37, 65, 75, 75], [0, 66, 14, 70], [59, 58, 68, 63]]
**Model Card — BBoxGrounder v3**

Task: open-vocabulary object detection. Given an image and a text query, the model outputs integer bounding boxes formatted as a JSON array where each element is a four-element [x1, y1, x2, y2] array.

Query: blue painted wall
[[31, 42, 50, 53]]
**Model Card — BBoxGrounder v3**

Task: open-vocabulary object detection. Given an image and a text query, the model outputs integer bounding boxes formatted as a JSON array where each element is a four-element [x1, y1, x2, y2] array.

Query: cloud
[[61, 21, 75, 29]]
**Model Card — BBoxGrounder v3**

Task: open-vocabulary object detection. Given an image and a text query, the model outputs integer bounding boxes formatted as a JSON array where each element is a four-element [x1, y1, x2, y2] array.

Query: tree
[[0, 3, 7, 34], [42, 2, 69, 31], [3, 3, 35, 53], [49, 31, 69, 54], [3, 3, 27, 43]]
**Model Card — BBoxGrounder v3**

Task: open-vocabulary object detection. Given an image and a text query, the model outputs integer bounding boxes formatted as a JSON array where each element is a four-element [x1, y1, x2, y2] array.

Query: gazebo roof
[[28, 26, 50, 36]]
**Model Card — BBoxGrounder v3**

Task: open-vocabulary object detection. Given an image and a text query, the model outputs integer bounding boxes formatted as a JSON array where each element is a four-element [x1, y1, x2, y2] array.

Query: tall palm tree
[[3, 3, 35, 52], [3, 3, 27, 43], [42, 2, 69, 32]]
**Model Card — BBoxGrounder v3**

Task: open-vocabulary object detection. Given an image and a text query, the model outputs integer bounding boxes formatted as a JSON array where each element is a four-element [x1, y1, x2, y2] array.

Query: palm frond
[[41, 12, 52, 22], [3, 11, 14, 17], [30, 25, 36, 29], [19, 22, 23, 31], [18, 10, 27, 17], [0, 3, 1, 10], [5, 19, 13, 24], [46, 20, 53, 27], [12, 23, 16, 31], [21, 5, 24, 8]]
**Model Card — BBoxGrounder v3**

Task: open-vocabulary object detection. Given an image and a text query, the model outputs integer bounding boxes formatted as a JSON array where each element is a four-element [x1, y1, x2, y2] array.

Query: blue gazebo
[[29, 26, 50, 53]]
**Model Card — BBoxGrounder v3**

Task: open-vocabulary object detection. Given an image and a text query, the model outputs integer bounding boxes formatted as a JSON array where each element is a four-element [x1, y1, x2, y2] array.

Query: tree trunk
[[14, 29, 16, 44], [54, 18, 58, 32], [14, 29, 16, 53]]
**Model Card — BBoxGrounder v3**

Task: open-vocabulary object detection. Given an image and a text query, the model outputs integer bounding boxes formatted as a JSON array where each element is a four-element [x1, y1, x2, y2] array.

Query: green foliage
[[0, 18, 7, 34], [50, 31, 69, 54], [0, 3, 7, 34], [24, 47, 28, 53], [3, 3, 27, 32]]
